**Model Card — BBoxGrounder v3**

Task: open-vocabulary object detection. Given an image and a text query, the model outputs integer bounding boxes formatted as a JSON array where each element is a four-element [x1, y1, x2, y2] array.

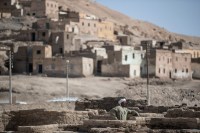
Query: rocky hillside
[[57, 0, 200, 45]]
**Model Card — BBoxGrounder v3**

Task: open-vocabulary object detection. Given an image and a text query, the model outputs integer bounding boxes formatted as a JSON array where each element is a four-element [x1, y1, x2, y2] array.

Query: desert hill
[[56, 0, 200, 45], [0, 0, 199, 45]]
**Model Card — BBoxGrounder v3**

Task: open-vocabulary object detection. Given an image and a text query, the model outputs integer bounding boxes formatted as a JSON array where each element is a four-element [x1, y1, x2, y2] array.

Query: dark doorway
[[97, 61, 102, 74], [169, 71, 172, 78], [29, 63, 33, 73], [38, 65, 43, 73], [60, 48, 63, 54], [31, 32, 36, 41]]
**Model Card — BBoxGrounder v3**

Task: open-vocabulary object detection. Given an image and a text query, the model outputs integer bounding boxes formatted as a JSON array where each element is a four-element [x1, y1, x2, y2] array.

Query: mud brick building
[[59, 9, 80, 22], [101, 45, 145, 78], [50, 31, 81, 55], [155, 50, 172, 78], [170, 41, 200, 59], [141, 40, 157, 50], [32, 18, 80, 34], [65, 46, 108, 75], [13, 43, 51, 74], [171, 52, 192, 80], [30, 0, 59, 20], [78, 18, 98, 36], [98, 20, 115, 41], [13, 44, 93, 77], [174, 49, 200, 59], [117, 35, 134, 46], [146, 49, 192, 80], [18, 29, 52, 43], [0, 0, 16, 18]]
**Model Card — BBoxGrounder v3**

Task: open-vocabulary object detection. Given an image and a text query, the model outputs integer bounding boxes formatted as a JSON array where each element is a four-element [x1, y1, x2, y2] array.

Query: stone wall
[[1, 109, 90, 131], [0, 101, 75, 112], [75, 97, 147, 111], [0, 102, 75, 131], [165, 108, 200, 118]]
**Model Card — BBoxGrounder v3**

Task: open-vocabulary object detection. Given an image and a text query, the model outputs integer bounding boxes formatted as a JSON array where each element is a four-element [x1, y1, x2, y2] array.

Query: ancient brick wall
[[165, 108, 200, 118], [1, 109, 90, 131], [75, 97, 147, 111]]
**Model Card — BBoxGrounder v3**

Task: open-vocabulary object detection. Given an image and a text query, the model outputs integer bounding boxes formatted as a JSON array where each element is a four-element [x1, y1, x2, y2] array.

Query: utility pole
[[66, 60, 69, 100], [146, 43, 150, 106], [9, 50, 12, 105]]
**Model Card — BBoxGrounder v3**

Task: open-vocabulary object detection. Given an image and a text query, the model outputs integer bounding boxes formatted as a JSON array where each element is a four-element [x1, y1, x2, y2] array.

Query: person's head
[[118, 98, 127, 107]]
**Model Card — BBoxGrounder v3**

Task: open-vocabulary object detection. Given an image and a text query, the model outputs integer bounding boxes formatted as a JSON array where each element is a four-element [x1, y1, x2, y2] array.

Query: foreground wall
[[3, 109, 89, 131]]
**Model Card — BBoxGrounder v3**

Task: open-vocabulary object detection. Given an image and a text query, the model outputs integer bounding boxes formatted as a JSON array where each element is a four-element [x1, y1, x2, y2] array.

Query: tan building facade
[[155, 50, 173, 78], [98, 20, 115, 41], [77, 19, 98, 36], [147, 49, 192, 80], [32, 57, 94, 77], [171, 52, 192, 80], [175, 49, 200, 59]]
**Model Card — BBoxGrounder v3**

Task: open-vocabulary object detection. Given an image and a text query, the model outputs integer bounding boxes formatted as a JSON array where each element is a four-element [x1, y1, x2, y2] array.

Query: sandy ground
[[0, 75, 127, 103], [0, 75, 200, 106]]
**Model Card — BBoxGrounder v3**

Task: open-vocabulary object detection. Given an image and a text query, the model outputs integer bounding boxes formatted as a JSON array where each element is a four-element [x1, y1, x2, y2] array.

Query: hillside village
[[1, 0, 200, 133], [0, 0, 200, 80]]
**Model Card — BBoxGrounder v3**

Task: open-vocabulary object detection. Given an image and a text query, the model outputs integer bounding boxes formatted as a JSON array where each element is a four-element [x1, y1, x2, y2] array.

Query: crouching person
[[109, 98, 140, 120]]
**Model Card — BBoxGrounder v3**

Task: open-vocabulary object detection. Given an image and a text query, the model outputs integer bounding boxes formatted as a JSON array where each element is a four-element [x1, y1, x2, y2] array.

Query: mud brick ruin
[[0, 97, 200, 133]]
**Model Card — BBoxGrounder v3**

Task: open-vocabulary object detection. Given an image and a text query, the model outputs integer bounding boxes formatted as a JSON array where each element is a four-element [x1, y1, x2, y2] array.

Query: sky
[[96, 0, 200, 37]]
